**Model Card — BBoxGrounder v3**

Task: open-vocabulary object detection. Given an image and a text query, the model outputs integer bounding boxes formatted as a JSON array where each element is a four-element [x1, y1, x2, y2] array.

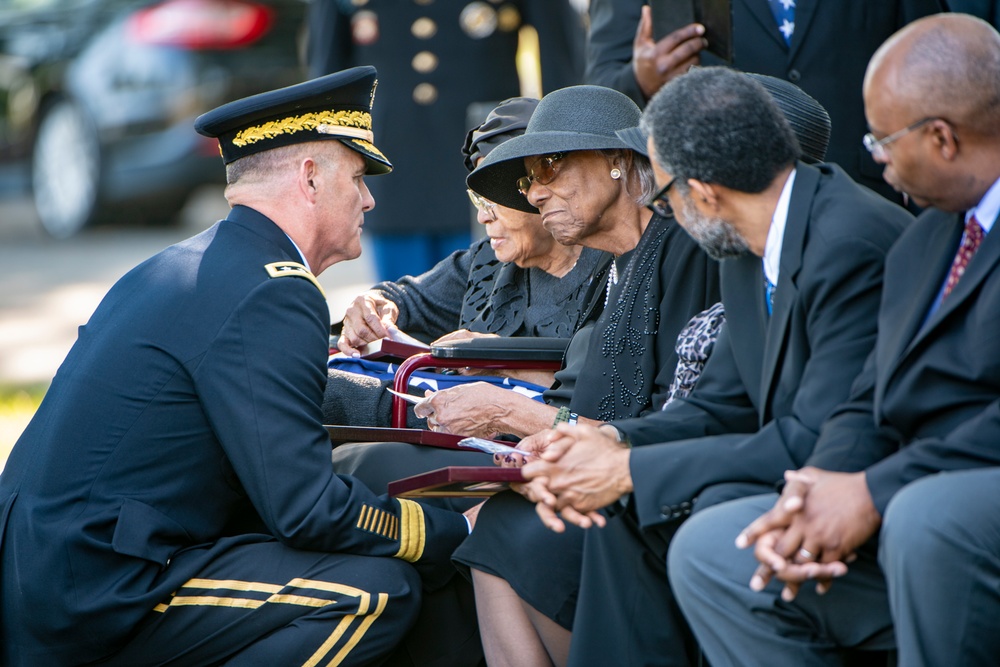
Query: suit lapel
[[875, 211, 962, 408], [759, 164, 816, 416], [740, 0, 787, 50], [787, 0, 818, 61], [908, 213, 1000, 351], [879, 212, 960, 375], [721, 254, 768, 410]]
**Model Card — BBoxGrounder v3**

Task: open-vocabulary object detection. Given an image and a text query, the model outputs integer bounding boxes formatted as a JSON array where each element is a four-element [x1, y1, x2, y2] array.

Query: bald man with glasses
[[669, 14, 1000, 666]]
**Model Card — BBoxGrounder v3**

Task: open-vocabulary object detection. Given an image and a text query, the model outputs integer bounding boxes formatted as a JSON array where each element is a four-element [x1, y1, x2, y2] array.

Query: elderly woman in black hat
[[411, 84, 721, 440], [321, 97, 605, 429], [454, 74, 835, 667]]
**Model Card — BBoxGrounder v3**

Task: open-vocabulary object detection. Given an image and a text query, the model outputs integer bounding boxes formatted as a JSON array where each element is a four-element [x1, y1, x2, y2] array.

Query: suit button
[[412, 51, 439, 73], [788, 69, 801, 82], [660, 505, 672, 518], [411, 17, 437, 39], [680, 501, 692, 516], [460, 3, 498, 38], [497, 4, 521, 32], [413, 83, 439, 105]]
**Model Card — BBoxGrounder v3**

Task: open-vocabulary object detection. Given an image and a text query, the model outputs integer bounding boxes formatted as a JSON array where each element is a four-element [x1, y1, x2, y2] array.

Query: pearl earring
[[610, 168, 622, 180]]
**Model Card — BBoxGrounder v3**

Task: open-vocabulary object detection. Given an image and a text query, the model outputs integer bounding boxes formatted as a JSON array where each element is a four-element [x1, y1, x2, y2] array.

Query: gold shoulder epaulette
[[264, 261, 326, 297]]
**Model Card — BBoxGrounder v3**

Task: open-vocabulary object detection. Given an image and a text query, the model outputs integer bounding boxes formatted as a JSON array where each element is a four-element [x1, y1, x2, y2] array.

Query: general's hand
[[337, 291, 399, 356], [633, 4, 707, 100], [413, 382, 518, 438], [521, 423, 631, 530]]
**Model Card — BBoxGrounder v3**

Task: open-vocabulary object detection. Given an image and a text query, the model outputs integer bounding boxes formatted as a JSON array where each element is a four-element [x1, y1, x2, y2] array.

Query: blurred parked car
[[0, 0, 306, 238]]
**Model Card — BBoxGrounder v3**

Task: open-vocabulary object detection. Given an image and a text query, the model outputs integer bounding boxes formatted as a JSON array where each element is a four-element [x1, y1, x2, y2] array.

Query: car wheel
[[31, 99, 102, 239]]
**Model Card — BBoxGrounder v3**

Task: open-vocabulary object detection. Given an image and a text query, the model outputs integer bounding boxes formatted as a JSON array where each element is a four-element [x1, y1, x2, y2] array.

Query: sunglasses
[[467, 188, 498, 221], [517, 153, 566, 197], [646, 177, 677, 218]]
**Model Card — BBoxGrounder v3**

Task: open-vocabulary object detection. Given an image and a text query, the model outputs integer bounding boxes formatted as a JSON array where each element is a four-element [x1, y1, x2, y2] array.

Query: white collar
[[762, 168, 797, 286], [284, 234, 312, 272], [967, 176, 1000, 233]]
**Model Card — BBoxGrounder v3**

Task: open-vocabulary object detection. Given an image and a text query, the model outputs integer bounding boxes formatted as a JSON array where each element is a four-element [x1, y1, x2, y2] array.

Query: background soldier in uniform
[[308, 0, 585, 280]]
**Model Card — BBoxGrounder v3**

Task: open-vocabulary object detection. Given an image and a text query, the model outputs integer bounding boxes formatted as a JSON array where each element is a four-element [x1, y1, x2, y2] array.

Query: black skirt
[[452, 490, 585, 629]]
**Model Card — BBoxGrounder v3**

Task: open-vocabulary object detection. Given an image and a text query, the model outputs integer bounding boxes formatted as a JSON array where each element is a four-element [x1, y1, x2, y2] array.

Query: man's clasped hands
[[500, 424, 884, 600]]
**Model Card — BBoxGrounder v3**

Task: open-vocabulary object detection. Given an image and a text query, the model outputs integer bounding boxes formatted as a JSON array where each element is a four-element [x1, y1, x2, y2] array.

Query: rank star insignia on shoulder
[[265, 261, 326, 297]]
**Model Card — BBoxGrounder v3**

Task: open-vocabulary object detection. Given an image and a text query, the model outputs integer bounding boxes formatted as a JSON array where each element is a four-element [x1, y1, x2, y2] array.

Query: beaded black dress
[[452, 213, 721, 628]]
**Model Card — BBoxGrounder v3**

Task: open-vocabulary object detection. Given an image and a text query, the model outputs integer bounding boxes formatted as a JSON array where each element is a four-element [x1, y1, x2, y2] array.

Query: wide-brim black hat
[[744, 73, 830, 164], [615, 125, 650, 157], [462, 97, 539, 172], [467, 85, 642, 212], [195, 66, 392, 175]]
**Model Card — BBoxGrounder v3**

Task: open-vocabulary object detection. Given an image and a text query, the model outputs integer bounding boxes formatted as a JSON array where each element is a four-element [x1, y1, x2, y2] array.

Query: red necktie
[[942, 215, 984, 300]]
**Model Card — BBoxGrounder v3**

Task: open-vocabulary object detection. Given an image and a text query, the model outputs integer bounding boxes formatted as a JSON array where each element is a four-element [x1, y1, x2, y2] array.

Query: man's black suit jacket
[[809, 207, 1000, 514], [585, 0, 945, 200], [611, 163, 911, 528]]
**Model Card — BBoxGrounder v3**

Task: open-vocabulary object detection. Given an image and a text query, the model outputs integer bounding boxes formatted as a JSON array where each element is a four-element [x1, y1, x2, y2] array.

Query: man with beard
[[510, 67, 912, 665], [669, 14, 1000, 667]]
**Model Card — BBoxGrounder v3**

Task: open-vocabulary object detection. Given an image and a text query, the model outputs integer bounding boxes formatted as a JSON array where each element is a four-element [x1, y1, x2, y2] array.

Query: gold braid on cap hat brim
[[231, 109, 387, 160]]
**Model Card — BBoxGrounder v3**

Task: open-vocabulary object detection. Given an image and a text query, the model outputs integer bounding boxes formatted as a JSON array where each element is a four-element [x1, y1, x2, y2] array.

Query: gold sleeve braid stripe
[[356, 504, 399, 541], [393, 498, 426, 563], [232, 109, 373, 148], [265, 261, 326, 297]]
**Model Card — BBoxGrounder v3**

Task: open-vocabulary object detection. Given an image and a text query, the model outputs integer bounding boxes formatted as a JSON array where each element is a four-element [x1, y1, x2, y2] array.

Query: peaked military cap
[[195, 66, 392, 175], [461, 97, 539, 172]]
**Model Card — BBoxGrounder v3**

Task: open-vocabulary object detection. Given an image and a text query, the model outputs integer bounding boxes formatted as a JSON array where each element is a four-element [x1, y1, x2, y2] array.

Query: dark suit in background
[[669, 204, 1000, 665], [0, 206, 468, 666], [567, 163, 911, 666], [307, 0, 584, 280], [584, 0, 944, 201], [948, 0, 1000, 24]]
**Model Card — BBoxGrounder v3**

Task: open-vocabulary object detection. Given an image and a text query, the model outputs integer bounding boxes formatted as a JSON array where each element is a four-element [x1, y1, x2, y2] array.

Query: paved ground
[[0, 185, 376, 465]]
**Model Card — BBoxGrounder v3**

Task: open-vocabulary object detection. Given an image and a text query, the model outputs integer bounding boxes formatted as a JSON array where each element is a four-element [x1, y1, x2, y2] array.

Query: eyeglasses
[[862, 117, 940, 161], [517, 153, 566, 197], [467, 189, 498, 221], [646, 177, 677, 218]]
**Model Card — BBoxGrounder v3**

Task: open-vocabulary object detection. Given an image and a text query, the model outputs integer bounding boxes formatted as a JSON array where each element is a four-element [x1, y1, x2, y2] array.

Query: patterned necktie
[[768, 0, 796, 44], [941, 215, 984, 300], [764, 276, 776, 316]]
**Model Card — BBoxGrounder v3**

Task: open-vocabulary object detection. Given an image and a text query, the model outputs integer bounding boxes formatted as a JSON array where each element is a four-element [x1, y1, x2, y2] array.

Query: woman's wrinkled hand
[[413, 382, 516, 438]]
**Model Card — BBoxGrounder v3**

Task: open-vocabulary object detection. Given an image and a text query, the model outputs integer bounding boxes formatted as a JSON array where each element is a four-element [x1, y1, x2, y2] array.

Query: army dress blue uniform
[[0, 68, 468, 666], [307, 0, 584, 280]]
